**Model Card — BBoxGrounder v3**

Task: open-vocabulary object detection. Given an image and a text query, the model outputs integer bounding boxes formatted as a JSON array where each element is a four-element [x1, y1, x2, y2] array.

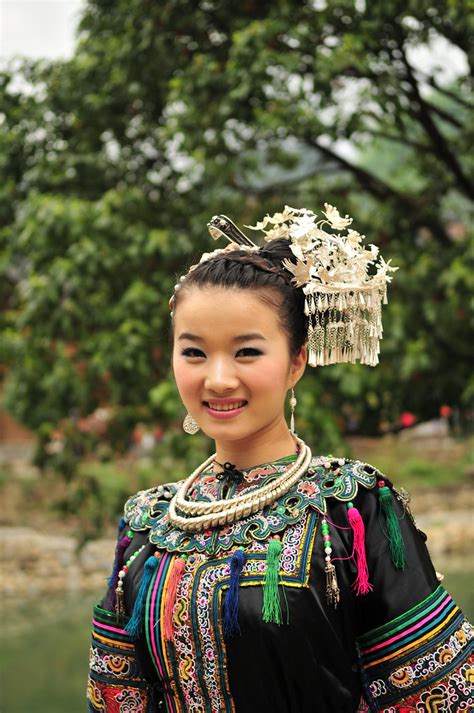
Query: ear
[[288, 345, 307, 388]]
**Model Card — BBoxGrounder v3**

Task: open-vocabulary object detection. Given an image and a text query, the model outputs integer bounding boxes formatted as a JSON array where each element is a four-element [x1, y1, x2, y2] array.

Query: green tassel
[[262, 538, 283, 624], [378, 485, 406, 570]]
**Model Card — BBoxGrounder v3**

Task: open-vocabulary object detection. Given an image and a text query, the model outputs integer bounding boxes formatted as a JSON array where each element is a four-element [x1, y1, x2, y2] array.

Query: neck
[[213, 420, 298, 471]]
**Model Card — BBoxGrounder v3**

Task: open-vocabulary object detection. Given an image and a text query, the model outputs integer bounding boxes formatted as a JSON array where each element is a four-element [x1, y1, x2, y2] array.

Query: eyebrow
[[177, 332, 267, 343]]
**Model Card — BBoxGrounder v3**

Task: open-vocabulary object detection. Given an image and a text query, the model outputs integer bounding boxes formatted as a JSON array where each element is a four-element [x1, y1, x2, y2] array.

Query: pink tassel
[[347, 503, 373, 595], [163, 556, 186, 640]]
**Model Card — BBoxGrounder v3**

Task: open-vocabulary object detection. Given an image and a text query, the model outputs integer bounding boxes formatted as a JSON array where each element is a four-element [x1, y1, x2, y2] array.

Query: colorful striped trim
[[145, 552, 182, 713], [359, 587, 458, 667], [359, 585, 445, 644], [358, 587, 474, 708], [92, 604, 135, 648], [88, 603, 153, 712]]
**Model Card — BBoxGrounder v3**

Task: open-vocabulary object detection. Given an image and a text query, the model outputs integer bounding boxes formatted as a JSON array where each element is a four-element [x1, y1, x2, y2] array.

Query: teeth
[[208, 402, 246, 411]]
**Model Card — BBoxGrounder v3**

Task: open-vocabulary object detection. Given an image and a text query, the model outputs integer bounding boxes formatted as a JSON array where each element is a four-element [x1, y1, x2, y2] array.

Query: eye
[[236, 348, 263, 358], [181, 348, 206, 359]]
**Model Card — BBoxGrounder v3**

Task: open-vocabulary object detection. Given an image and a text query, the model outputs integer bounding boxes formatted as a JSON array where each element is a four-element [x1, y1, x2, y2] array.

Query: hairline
[[170, 283, 296, 356]]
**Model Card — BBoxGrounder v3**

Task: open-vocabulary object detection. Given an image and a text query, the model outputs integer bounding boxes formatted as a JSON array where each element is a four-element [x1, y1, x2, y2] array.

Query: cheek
[[172, 356, 197, 398], [250, 359, 290, 394]]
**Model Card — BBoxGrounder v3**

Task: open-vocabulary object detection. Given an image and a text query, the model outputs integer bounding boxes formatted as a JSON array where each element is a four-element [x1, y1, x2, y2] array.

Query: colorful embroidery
[[138, 509, 318, 713], [87, 604, 151, 712], [124, 457, 377, 555], [87, 680, 150, 712], [358, 586, 474, 710], [89, 645, 145, 680], [371, 659, 474, 711]]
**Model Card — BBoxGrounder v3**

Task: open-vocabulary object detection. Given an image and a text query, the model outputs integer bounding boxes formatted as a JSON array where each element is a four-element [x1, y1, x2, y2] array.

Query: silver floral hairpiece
[[172, 206, 397, 367], [246, 204, 398, 366]]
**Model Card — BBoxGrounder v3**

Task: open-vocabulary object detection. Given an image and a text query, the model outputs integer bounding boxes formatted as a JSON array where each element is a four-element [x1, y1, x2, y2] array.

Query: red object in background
[[77, 417, 91, 433], [440, 404, 452, 418], [132, 427, 143, 444], [64, 343, 78, 358], [399, 411, 416, 428]]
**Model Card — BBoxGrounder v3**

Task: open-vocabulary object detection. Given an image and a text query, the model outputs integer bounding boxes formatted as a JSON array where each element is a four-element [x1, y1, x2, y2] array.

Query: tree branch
[[400, 48, 474, 198], [234, 163, 342, 195], [364, 130, 431, 152], [301, 137, 452, 246], [421, 99, 464, 129], [415, 71, 474, 110], [303, 136, 404, 201], [233, 135, 453, 247]]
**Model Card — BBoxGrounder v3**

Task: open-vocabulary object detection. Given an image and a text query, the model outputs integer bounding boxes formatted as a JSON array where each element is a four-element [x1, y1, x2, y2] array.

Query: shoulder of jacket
[[306, 454, 384, 500], [123, 480, 183, 532]]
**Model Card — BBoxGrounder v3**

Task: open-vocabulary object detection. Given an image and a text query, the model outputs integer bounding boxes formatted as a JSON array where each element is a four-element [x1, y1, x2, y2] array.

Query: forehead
[[173, 287, 282, 339]]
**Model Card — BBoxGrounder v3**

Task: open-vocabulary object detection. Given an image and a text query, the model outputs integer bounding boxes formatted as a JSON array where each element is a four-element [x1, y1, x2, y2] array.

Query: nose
[[204, 356, 239, 394]]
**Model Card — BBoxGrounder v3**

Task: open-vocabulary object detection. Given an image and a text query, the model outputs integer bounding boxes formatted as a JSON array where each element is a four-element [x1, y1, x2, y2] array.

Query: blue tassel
[[125, 554, 159, 639], [223, 548, 246, 638]]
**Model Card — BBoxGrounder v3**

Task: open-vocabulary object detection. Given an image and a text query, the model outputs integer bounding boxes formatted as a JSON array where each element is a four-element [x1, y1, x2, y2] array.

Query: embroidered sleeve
[[357, 586, 474, 711], [344, 477, 474, 711], [87, 604, 154, 712]]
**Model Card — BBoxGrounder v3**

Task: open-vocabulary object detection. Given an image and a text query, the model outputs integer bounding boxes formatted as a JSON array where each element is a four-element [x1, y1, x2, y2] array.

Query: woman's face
[[172, 287, 306, 448]]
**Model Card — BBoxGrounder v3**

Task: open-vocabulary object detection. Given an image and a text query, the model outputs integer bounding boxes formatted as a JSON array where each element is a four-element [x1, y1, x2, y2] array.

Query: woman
[[87, 206, 473, 712]]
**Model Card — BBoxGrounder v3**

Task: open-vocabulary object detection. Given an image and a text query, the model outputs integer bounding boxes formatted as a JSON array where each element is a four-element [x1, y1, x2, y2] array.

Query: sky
[[0, 0, 84, 60]]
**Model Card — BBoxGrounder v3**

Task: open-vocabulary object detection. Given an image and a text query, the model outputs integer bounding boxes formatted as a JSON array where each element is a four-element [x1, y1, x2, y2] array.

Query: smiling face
[[172, 287, 306, 464]]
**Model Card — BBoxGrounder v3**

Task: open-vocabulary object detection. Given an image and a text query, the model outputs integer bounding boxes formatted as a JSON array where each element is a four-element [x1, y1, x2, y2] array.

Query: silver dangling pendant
[[183, 413, 200, 435], [289, 388, 297, 434]]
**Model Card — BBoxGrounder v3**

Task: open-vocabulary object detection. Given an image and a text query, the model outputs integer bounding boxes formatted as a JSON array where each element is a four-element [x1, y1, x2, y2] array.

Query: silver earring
[[289, 388, 297, 434], [183, 413, 200, 435]]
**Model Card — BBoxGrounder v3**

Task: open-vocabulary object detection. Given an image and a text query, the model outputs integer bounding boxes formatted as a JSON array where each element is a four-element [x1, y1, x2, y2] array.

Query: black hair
[[171, 239, 307, 358]]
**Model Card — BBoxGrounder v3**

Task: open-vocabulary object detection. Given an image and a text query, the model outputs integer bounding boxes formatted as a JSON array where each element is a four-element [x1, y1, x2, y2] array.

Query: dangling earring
[[289, 388, 297, 434], [183, 413, 200, 435]]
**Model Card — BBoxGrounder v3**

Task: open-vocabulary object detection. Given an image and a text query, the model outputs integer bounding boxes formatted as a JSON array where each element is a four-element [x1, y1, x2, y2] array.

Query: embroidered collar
[[186, 452, 299, 503], [124, 457, 378, 555]]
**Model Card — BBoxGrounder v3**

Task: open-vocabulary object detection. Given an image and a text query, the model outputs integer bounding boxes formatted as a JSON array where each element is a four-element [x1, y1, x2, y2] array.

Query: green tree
[[1, 0, 472, 475]]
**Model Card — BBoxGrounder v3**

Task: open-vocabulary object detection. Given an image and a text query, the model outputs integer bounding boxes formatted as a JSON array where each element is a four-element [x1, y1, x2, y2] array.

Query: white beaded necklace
[[168, 436, 312, 533]]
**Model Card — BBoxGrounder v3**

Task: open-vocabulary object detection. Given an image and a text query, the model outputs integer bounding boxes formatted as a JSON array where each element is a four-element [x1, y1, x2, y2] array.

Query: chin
[[203, 426, 249, 442], [200, 420, 252, 441]]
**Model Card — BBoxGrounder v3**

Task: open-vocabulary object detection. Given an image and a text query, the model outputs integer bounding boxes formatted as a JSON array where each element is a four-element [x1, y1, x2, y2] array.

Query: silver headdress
[[173, 206, 397, 367], [245, 204, 398, 367]]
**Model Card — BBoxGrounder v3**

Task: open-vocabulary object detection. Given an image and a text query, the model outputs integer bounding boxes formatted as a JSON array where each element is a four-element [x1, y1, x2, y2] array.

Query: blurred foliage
[[1, 0, 473, 478]]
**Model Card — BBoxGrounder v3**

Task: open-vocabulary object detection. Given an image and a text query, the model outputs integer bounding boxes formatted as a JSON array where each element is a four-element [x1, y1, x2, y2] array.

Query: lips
[[202, 400, 248, 419], [204, 400, 247, 411]]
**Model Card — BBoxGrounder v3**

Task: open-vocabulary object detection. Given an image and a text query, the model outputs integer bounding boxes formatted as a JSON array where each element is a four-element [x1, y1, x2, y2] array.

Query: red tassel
[[347, 503, 373, 596], [163, 555, 187, 641]]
